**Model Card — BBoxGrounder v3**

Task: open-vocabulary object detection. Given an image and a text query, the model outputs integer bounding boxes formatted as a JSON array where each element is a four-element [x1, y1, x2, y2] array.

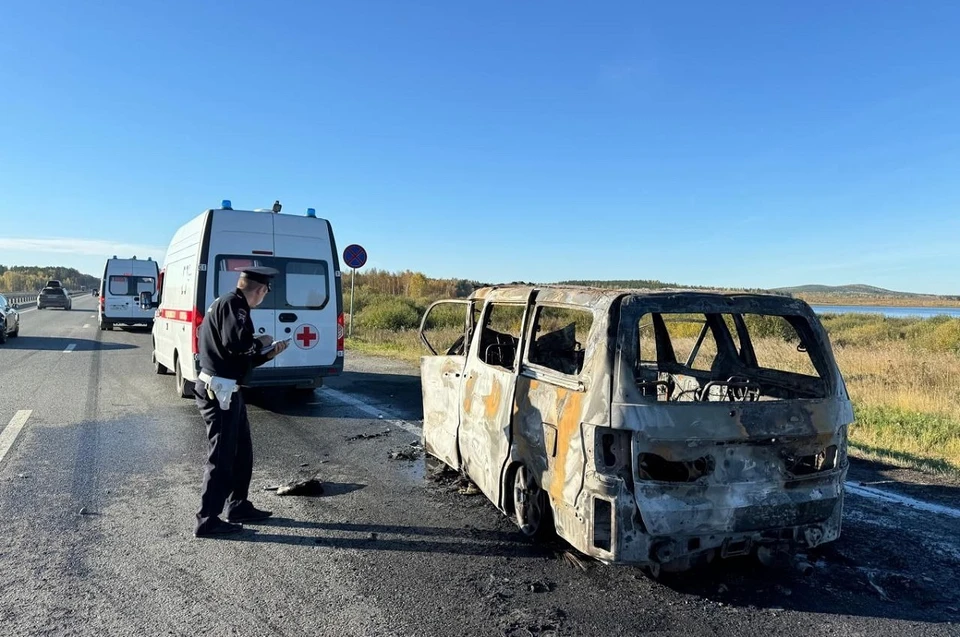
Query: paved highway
[[0, 296, 958, 636]]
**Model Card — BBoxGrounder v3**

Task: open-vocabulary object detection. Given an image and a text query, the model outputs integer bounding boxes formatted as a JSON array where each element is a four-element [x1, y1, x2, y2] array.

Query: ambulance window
[[136, 277, 156, 294], [109, 276, 129, 295], [284, 260, 329, 309], [216, 257, 262, 297]]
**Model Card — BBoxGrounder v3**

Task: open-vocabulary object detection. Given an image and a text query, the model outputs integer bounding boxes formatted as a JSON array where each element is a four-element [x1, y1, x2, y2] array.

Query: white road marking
[[64, 343, 77, 352], [83, 324, 90, 328], [845, 482, 960, 519], [0, 410, 32, 466], [321, 387, 423, 437]]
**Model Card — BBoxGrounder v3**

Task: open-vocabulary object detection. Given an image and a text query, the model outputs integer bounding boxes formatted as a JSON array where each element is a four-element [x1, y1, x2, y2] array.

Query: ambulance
[[152, 201, 345, 398], [99, 256, 160, 330]]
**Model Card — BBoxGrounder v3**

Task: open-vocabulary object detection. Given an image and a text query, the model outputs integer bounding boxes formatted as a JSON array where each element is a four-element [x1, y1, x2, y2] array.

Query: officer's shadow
[[218, 516, 549, 560]]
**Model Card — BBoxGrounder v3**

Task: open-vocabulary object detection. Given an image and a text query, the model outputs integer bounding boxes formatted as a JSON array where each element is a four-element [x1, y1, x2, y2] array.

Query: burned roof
[[469, 284, 814, 315]]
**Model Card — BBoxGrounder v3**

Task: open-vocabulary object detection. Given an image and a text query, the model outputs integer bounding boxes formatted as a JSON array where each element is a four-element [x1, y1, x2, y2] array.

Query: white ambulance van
[[99, 256, 160, 330], [152, 201, 344, 398]]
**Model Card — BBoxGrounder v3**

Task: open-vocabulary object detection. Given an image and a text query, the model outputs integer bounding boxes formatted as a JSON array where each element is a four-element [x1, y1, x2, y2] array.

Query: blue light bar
[[306, 208, 316, 218], [221, 199, 233, 210]]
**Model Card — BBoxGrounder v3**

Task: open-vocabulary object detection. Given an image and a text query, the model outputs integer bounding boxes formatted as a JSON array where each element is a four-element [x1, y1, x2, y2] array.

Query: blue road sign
[[343, 244, 368, 269]]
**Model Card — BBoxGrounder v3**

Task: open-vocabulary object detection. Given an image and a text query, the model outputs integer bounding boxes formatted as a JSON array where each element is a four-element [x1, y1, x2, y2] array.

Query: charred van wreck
[[419, 286, 852, 572]]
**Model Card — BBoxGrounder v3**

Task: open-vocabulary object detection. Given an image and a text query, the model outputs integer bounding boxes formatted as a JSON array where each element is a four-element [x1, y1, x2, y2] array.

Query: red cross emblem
[[295, 324, 319, 349]]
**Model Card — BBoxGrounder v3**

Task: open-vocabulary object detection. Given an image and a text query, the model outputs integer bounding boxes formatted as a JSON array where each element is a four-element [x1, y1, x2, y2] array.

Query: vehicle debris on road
[[270, 476, 326, 496], [560, 550, 590, 572], [388, 442, 423, 461], [346, 429, 391, 442]]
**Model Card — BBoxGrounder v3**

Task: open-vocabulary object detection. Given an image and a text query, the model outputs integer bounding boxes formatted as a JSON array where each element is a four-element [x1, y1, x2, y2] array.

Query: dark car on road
[[0, 294, 21, 343], [37, 287, 72, 310]]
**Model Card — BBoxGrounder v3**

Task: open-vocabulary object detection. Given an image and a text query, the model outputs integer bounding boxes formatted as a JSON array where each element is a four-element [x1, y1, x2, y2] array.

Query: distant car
[[92, 288, 98, 296], [37, 287, 72, 310], [0, 294, 20, 343], [45, 279, 62, 288]]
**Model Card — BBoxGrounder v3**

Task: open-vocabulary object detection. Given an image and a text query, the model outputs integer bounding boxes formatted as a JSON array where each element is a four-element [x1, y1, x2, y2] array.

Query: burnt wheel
[[513, 464, 553, 539]]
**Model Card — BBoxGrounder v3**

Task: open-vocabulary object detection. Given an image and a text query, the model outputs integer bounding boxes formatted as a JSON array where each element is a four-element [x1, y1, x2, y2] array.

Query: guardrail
[[5, 290, 90, 309]]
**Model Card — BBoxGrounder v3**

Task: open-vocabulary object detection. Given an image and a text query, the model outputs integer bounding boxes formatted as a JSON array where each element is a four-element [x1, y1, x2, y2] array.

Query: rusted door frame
[[458, 291, 536, 507]]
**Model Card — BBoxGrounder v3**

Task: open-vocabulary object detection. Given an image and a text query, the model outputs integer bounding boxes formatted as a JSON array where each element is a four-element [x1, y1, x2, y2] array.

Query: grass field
[[346, 312, 960, 477]]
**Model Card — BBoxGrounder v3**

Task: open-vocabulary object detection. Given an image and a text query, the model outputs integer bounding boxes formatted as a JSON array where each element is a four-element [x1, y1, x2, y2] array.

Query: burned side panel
[[509, 292, 620, 558]]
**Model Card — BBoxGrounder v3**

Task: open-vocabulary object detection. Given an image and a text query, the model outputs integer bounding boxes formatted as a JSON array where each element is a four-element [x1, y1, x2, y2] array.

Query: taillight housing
[[337, 313, 345, 356], [191, 308, 203, 354]]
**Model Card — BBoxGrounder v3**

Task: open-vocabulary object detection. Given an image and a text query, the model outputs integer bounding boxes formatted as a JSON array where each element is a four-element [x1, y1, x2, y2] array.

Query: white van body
[[152, 205, 344, 398], [99, 257, 160, 330]]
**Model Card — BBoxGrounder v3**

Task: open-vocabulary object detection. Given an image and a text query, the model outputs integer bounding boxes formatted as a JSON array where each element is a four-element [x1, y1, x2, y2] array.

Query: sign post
[[342, 244, 368, 338]]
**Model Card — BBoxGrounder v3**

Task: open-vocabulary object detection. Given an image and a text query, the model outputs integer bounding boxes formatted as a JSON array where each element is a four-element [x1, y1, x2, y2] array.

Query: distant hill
[[773, 284, 918, 296], [554, 279, 781, 294], [773, 284, 960, 304], [552, 280, 959, 306]]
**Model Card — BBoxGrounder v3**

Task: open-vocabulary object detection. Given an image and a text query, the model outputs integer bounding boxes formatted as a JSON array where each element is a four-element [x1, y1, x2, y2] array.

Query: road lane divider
[[0, 410, 32, 467], [844, 482, 960, 519], [321, 387, 423, 437]]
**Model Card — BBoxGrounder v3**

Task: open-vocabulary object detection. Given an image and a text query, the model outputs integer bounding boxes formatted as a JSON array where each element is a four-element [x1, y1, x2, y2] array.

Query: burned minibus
[[419, 286, 852, 571]]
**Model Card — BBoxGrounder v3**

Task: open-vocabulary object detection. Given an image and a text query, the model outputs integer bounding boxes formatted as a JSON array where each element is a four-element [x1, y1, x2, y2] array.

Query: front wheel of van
[[174, 358, 193, 399], [513, 464, 554, 540]]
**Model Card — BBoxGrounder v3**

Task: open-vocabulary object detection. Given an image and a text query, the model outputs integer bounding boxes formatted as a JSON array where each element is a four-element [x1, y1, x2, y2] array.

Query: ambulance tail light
[[337, 313, 345, 357], [99, 295, 105, 313], [191, 308, 204, 355]]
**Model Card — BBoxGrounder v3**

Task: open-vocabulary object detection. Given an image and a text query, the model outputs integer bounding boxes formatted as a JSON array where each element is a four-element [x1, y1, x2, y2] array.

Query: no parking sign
[[342, 244, 367, 337]]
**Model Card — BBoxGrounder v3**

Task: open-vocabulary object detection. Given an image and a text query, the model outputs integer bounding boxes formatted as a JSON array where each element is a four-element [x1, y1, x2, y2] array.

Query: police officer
[[194, 267, 289, 537]]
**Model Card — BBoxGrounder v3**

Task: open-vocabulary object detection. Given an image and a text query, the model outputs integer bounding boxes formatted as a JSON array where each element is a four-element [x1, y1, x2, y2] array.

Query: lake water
[[810, 305, 960, 319]]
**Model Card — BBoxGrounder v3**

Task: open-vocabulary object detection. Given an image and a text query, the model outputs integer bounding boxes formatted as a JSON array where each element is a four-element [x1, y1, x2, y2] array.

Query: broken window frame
[[418, 299, 475, 356], [521, 303, 595, 387], [475, 301, 527, 372], [619, 295, 836, 403]]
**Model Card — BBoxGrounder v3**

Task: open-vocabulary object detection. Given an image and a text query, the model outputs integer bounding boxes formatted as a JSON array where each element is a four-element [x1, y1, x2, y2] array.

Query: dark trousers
[[196, 379, 253, 527]]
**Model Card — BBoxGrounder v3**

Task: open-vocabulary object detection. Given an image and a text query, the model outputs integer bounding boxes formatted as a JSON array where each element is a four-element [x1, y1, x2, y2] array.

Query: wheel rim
[[514, 465, 544, 536], [175, 360, 184, 393]]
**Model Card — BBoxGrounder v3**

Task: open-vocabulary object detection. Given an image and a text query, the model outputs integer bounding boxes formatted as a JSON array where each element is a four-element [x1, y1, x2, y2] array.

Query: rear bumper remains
[[556, 468, 845, 571], [101, 316, 154, 326]]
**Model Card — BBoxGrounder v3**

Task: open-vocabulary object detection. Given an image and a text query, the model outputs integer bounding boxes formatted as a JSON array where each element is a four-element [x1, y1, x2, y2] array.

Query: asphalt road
[[0, 297, 958, 636]]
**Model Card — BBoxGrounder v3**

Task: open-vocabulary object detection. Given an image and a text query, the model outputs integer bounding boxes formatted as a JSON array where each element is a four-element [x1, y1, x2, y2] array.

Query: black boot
[[195, 516, 244, 537], [226, 501, 273, 523]]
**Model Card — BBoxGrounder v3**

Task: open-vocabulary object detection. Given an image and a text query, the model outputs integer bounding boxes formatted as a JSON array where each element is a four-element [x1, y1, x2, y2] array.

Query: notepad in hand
[[261, 337, 292, 354]]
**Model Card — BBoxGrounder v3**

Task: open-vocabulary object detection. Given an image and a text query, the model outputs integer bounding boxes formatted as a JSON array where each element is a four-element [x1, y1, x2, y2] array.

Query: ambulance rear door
[[207, 210, 279, 370], [271, 214, 339, 372]]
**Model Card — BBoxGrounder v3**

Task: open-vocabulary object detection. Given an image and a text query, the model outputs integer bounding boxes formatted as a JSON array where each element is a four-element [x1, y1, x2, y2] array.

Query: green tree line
[[0, 266, 99, 293]]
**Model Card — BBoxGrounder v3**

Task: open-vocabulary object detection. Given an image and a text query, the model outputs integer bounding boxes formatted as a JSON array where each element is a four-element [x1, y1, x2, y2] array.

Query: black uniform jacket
[[198, 290, 270, 382]]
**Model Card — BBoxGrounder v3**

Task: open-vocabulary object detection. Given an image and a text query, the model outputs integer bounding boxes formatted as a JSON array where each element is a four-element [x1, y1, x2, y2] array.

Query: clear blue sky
[[1, 1, 958, 294]]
